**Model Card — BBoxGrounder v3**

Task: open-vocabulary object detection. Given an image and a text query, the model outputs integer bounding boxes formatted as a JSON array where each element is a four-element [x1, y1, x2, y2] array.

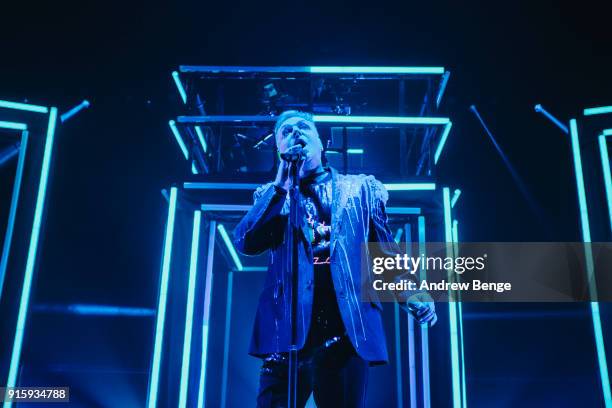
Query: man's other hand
[[406, 292, 437, 326]]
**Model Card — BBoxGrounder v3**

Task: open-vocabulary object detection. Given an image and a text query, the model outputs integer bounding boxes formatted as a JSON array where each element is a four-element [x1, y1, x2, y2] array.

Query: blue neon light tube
[[4, 108, 57, 408], [172, 71, 187, 104], [217, 224, 243, 271], [147, 186, 178, 408], [0, 99, 49, 114], [599, 134, 612, 233], [0, 121, 27, 131], [310, 66, 445, 74], [443, 187, 462, 408], [584, 106, 612, 116], [569, 119, 612, 407]]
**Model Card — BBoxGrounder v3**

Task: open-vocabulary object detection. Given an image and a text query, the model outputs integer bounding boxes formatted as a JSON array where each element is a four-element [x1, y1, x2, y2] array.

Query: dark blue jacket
[[233, 168, 415, 364]]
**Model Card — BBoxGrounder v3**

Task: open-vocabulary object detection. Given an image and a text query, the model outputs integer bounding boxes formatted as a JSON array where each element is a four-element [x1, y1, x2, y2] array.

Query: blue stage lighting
[[0, 132, 29, 304], [0, 121, 27, 131], [5, 108, 57, 408], [393, 228, 403, 243], [179, 211, 202, 408], [195, 126, 208, 153], [384, 183, 436, 191], [147, 186, 179, 408], [217, 224, 243, 271], [534, 104, 569, 134], [434, 122, 453, 164], [313, 115, 450, 125], [198, 220, 217, 408], [436, 71, 451, 108], [569, 119, 612, 407], [451, 189, 462, 208], [326, 148, 364, 155], [309, 66, 445, 74], [443, 187, 462, 408], [169, 120, 189, 160], [418, 216, 431, 407], [172, 71, 187, 104], [584, 106, 612, 116], [599, 134, 612, 233], [0, 99, 49, 114]]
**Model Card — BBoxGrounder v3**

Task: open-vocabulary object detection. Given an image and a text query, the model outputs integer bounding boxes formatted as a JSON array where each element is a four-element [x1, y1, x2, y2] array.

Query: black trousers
[[256, 336, 369, 408]]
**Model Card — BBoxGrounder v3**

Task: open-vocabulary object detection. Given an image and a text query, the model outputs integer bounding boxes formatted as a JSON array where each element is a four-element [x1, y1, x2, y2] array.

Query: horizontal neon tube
[[169, 120, 189, 160], [0, 100, 48, 114], [313, 115, 450, 125], [326, 149, 364, 154], [0, 121, 27, 131], [184, 182, 260, 190], [386, 207, 421, 215], [310, 66, 444, 74], [217, 224, 243, 271], [584, 106, 612, 116], [603, 129, 612, 136], [384, 183, 436, 191]]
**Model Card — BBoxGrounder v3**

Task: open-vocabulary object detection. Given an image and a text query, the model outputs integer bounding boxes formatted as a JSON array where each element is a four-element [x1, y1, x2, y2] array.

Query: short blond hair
[[273, 110, 315, 136]]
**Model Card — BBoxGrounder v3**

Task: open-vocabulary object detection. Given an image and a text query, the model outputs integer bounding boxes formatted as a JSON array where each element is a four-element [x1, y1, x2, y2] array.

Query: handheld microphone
[[280, 144, 305, 162]]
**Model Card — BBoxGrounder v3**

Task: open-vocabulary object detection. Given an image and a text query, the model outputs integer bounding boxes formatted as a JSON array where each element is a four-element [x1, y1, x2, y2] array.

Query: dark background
[[1, 0, 612, 406]]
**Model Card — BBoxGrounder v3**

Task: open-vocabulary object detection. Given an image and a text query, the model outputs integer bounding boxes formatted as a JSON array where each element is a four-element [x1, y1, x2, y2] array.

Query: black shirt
[[299, 169, 345, 349]]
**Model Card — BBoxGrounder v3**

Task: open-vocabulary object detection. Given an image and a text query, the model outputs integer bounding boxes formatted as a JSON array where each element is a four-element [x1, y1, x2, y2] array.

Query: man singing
[[233, 110, 436, 407]]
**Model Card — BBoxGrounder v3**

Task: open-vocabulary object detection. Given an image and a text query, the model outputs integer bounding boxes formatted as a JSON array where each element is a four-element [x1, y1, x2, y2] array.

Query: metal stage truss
[[147, 66, 467, 408]]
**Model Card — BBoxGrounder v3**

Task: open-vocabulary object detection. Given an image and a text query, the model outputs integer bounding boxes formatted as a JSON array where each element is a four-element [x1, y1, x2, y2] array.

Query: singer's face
[[275, 116, 323, 171]]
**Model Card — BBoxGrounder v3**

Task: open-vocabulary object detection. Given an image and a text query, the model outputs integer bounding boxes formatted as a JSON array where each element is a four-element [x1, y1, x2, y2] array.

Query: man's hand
[[273, 159, 291, 191], [406, 292, 437, 326]]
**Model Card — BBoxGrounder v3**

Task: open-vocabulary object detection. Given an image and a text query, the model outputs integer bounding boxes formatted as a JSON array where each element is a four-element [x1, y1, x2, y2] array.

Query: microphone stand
[[287, 158, 301, 408]]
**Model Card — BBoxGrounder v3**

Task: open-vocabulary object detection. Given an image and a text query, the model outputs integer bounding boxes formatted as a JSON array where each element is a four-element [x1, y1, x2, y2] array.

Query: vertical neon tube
[[197, 220, 216, 408], [147, 186, 179, 408], [179, 211, 202, 408], [394, 303, 404, 408], [453, 220, 467, 408], [220, 271, 234, 408], [4, 108, 57, 408], [444, 187, 461, 408], [598, 135, 612, 233], [418, 216, 430, 408], [569, 119, 612, 407], [405, 223, 417, 408], [0, 131, 29, 304]]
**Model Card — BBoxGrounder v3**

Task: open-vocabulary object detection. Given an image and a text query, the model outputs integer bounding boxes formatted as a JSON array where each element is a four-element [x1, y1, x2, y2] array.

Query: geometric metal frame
[[0, 100, 58, 408]]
